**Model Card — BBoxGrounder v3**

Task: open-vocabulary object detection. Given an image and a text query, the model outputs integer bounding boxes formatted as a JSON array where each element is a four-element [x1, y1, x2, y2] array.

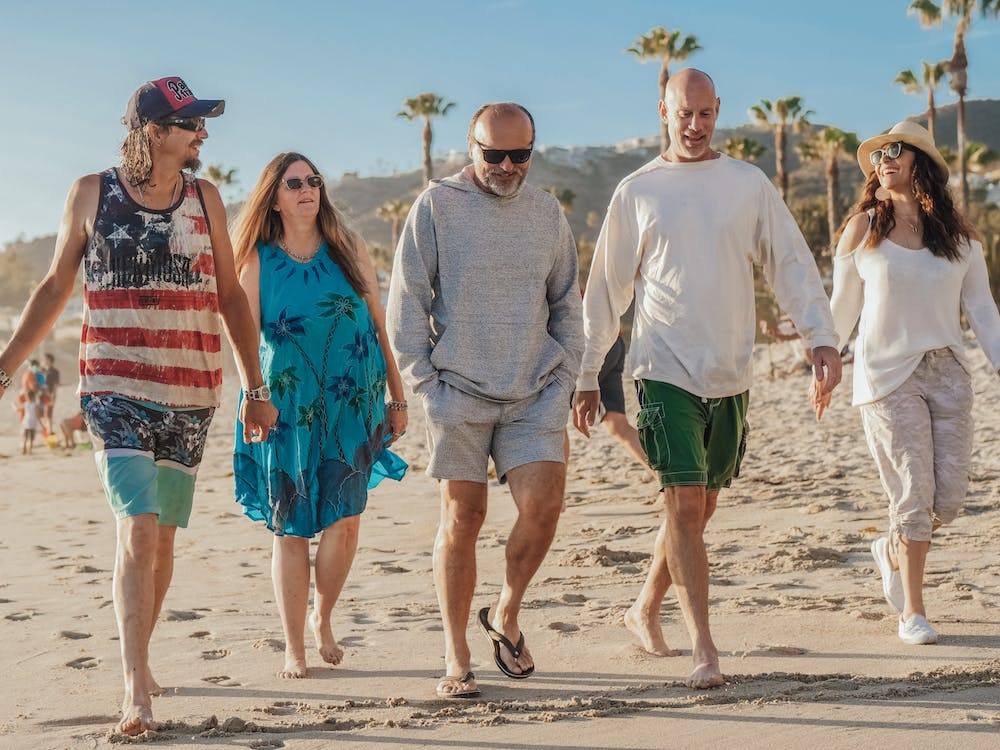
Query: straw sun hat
[[856, 120, 950, 179]]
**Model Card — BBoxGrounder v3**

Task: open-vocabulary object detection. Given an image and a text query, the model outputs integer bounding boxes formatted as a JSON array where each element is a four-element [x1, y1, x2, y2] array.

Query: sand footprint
[[372, 561, 410, 574], [189, 630, 212, 639], [202, 675, 241, 686], [252, 638, 284, 652], [201, 649, 229, 660], [547, 621, 580, 633], [57, 630, 92, 640], [66, 656, 99, 669], [5, 611, 35, 621], [165, 610, 203, 621]]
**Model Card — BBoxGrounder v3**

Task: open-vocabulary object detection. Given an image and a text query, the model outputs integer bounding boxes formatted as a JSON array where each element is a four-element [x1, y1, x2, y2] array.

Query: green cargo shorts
[[636, 380, 749, 491]]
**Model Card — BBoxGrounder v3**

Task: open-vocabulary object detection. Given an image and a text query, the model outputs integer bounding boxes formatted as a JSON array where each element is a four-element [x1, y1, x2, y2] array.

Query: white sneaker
[[870, 537, 904, 612], [898, 614, 938, 645]]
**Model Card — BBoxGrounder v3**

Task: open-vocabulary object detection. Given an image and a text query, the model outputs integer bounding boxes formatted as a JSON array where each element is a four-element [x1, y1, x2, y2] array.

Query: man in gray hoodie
[[387, 102, 582, 699]]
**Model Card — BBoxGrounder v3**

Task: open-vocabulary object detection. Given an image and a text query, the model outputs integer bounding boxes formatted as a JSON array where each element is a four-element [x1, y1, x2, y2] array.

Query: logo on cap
[[155, 77, 195, 111]]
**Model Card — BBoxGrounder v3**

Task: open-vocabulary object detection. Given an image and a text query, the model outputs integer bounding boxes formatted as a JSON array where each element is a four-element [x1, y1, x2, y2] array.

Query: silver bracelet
[[387, 400, 408, 411], [0, 367, 12, 390]]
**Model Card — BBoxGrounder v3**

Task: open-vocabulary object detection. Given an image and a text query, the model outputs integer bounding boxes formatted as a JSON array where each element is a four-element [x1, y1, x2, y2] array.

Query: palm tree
[[376, 199, 412, 251], [908, 0, 1000, 210], [939, 141, 1000, 173], [204, 164, 239, 204], [796, 127, 861, 248], [749, 97, 814, 202], [397, 92, 456, 187], [893, 60, 949, 140], [625, 26, 702, 152], [718, 136, 766, 163], [542, 186, 576, 213]]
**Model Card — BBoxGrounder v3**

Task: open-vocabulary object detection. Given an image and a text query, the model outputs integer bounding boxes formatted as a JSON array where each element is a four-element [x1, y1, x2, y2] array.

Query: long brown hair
[[836, 146, 974, 261], [231, 152, 368, 295]]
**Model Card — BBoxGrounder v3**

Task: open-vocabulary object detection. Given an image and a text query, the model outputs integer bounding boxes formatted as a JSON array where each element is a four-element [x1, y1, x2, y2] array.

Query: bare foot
[[309, 610, 343, 665], [118, 696, 154, 736], [686, 658, 724, 689], [624, 605, 680, 657], [277, 651, 307, 679]]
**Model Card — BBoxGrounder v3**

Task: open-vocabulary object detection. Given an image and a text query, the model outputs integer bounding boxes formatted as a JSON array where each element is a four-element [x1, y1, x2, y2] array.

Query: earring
[[875, 186, 891, 201]]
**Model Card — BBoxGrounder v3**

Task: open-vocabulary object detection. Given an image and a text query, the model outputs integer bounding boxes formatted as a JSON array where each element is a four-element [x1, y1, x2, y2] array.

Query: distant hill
[[909, 98, 1000, 153], [4, 98, 998, 304]]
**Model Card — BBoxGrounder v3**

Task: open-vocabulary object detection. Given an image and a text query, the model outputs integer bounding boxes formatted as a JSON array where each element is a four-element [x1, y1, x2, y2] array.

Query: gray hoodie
[[386, 165, 582, 403]]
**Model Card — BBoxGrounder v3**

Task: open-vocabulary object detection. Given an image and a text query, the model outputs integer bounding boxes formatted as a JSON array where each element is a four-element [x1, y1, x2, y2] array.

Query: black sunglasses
[[476, 141, 532, 164], [159, 116, 206, 132], [281, 175, 324, 190], [868, 141, 908, 167]]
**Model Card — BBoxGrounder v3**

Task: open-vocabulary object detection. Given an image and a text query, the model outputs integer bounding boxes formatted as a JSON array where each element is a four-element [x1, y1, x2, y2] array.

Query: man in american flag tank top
[[0, 76, 278, 736]]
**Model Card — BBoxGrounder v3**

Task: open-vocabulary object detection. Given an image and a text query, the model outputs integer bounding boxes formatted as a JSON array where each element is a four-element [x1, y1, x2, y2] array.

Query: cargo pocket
[[731, 419, 749, 480], [636, 402, 669, 471]]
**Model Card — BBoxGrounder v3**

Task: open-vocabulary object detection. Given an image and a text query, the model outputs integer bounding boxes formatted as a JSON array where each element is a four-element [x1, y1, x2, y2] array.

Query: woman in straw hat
[[815, 121, 1000, 645]]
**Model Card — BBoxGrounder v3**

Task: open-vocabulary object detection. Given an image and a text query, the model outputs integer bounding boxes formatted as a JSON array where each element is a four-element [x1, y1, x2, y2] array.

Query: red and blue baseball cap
[[123, 76, 225, 129]]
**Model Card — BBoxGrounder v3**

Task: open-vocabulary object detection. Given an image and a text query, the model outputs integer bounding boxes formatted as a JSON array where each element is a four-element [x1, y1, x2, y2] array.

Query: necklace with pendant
[[279, 238, 322, 262], [137, 173, 181, 207], [895, 210, 921, 235]]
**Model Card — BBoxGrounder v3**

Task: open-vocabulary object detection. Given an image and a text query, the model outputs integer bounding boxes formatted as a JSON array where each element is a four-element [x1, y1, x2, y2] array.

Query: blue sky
[[2, 0, 999, 245]]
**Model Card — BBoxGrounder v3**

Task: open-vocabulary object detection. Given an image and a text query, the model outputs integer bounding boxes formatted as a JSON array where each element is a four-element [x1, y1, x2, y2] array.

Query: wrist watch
[[244, 384, 271, 402]]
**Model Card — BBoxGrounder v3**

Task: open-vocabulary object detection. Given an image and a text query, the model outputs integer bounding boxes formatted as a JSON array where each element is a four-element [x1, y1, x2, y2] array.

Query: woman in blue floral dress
[[231, 153, 407, 678]]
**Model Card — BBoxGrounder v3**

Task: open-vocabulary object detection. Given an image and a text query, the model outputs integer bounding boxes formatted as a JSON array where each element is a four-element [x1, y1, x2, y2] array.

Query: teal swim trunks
[[82, 394, 214, 527]]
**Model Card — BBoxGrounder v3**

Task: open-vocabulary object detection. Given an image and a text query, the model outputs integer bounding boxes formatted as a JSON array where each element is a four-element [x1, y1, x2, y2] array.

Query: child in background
[[19, 389, 42, 454]]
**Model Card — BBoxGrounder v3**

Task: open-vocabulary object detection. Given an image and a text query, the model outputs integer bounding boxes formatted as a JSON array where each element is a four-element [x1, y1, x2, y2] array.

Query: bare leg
[[272, 534, 310, 678], [114, 514, 158, 735], [488, 461, 566, 676], [434, 480, 487, 695], [663, 485, 723, 689], [310, 515, 360, 665], [142, 524, 176, 696], [60, 420, 76, 449], [602, 412, 655, 478], [627, 489, 718, 658], [625, 506, 678, 656], [896, 535, 930, 619]]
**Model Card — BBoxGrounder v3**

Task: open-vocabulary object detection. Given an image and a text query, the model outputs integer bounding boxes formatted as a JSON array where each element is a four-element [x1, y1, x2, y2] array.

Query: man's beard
[[184, 157, 201, 172], [483, 169, 525, 197]]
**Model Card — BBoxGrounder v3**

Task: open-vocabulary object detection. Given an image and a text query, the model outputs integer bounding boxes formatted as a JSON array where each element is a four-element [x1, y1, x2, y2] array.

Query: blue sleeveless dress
[[234, 242, 406, 537]]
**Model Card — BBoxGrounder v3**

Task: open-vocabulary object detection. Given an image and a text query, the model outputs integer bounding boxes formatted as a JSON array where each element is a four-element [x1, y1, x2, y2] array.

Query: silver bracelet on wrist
[[387, 400, 408, 411], [0, 368, 12, 390]]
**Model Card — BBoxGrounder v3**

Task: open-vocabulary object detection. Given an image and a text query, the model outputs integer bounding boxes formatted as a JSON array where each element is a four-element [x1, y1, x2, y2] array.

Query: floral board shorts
[[82, 394, 215, 527]]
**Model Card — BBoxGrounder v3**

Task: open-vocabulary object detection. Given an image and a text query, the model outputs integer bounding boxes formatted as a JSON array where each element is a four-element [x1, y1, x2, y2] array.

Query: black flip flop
[[435, 670, 481, 699], [477, 607, 534, 679]]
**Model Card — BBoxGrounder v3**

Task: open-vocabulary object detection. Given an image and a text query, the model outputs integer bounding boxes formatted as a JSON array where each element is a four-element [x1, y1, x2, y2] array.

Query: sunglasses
[[476, 141, 532, 164], [868, 141, 906, 167], [281, 175, 324, 190], [159, 116, 206, 132]]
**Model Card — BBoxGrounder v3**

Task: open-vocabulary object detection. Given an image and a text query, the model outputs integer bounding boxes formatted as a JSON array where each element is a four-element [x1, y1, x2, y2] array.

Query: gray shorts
[[860, 349, 973, 542], [423, 378, 569, 483]]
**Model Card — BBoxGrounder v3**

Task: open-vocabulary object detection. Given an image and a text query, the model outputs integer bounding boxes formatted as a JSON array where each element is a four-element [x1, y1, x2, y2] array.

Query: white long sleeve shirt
[[578, 155, 837, 398], [831, 230, 1000, 406]]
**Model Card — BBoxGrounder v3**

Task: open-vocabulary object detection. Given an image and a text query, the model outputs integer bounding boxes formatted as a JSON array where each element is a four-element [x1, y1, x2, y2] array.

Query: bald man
[[573, 69, 841, 688], [387, 103, 582, 699]]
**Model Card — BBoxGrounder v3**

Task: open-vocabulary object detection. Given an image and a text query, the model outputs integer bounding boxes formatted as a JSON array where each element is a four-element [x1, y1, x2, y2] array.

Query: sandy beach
[[1, 339, 998, 749]]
